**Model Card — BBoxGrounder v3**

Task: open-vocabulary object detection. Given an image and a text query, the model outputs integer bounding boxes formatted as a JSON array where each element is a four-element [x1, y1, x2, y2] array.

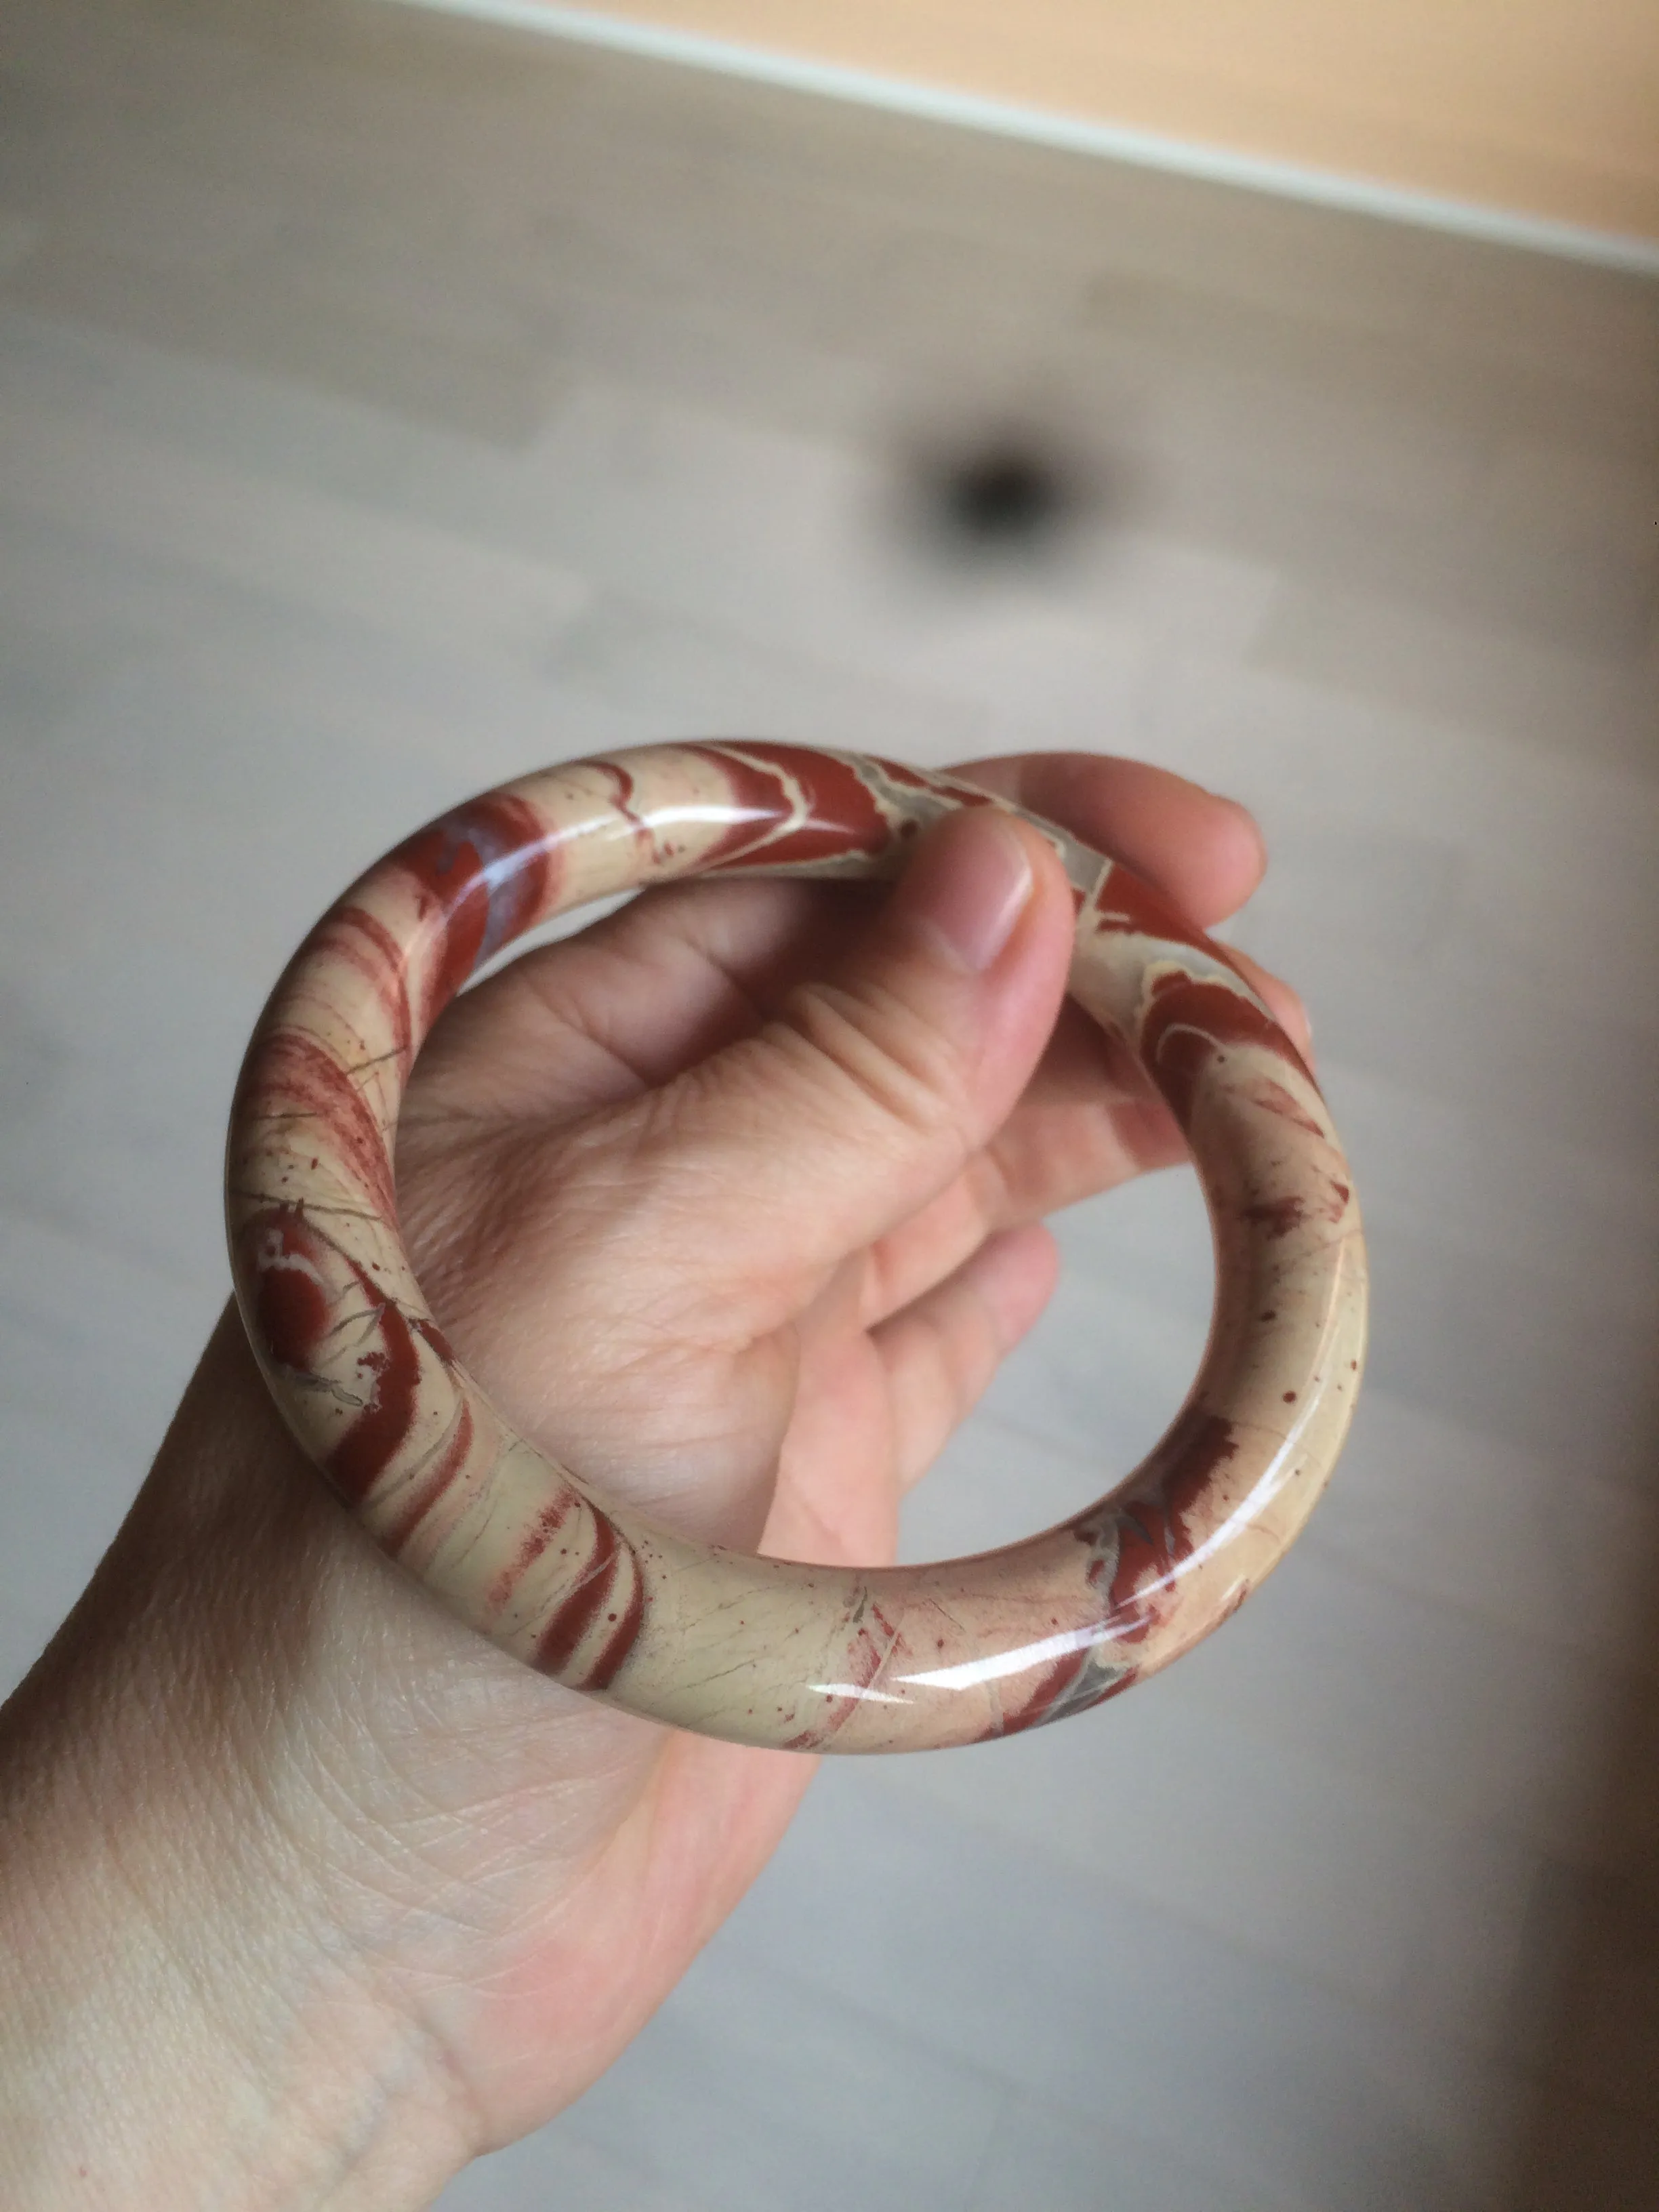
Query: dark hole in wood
[[937, 439, 1074, 548]]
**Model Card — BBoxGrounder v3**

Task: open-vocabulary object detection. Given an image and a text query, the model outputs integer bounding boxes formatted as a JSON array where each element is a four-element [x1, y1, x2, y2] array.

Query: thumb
[[617, 804, 1076, 1322]]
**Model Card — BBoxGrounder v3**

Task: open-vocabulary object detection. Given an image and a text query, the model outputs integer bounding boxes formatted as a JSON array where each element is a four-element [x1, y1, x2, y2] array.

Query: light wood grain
[[1, 0, 1656, 2204], [499, 0, 1659, 238]]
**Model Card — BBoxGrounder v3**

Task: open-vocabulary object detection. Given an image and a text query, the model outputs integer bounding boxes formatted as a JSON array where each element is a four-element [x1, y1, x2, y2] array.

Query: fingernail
[[893, 811, 1035, 974]]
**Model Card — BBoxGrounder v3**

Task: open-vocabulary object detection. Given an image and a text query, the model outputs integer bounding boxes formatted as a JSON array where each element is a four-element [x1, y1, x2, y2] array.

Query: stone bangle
[[226, 743, 1367, 1753]]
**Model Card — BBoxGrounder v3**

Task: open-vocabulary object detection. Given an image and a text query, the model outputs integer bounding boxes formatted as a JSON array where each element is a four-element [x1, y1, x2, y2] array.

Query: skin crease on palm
[[0, 751, 1309, 2206]]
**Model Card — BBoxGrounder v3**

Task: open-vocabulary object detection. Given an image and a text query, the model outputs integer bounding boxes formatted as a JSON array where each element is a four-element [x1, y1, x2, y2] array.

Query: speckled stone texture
[[226, 743, 1366, 1750]]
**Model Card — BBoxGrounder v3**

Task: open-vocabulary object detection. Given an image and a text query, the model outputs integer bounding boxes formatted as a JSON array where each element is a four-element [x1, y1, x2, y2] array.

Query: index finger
[[954, 753, 1266, 928]]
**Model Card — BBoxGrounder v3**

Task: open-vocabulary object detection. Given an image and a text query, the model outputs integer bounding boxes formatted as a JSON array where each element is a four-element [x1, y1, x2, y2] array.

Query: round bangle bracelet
[[226, 743, 1367, 1753]]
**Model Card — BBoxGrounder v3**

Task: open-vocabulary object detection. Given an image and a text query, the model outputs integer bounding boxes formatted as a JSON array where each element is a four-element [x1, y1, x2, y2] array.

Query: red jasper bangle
[[226, 744, 1367, 1752]]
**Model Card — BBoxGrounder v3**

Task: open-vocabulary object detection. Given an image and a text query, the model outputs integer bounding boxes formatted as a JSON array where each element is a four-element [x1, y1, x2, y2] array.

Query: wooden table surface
[[1, 2, 1656, 2205]]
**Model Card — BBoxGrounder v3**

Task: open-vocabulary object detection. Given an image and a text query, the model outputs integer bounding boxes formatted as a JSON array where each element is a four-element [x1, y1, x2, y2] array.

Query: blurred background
[[1, 1, 1656, 2206]]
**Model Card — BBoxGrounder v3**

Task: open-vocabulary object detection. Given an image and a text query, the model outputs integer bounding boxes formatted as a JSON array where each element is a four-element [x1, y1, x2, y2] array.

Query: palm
[[202, 755, 1296, 2157]]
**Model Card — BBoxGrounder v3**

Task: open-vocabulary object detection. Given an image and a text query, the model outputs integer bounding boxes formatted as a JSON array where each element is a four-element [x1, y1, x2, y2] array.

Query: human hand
[[0, 752, 1305, 2208]]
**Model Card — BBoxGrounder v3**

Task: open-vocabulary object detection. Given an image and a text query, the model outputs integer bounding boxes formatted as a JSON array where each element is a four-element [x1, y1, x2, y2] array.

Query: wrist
[[0, 1310, 472, 2210]]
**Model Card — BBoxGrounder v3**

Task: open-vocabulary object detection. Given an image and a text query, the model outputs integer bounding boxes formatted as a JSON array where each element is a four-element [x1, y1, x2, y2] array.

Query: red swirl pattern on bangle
[[226, 743, 1367, 1753]]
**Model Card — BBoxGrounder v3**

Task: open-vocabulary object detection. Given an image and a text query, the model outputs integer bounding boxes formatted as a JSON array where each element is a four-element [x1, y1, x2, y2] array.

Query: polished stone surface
[[227, 741, 1365, 1747]]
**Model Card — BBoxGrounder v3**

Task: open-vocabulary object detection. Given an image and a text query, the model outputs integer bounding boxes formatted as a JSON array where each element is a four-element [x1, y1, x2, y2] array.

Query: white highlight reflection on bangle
[[808, 1623, 1115, 1706], [899, 1624, 1108, 1694]]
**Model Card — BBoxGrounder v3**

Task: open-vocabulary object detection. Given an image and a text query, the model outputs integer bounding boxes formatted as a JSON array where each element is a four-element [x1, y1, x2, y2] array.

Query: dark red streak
[[693, 741, 893, 868], [535, 1513, 644, 1687], [586, 1570, 647, 1691], [1096, 1408, 1241, 1640], [322, 903, 413, 1072], [333, 1303, 459, 1504], [245, 1209, 335, 1372], [1089, 862, 1216, 958], [1246, 1076, 1325, 1137], [239, 1206, 455, 1505], [1246, 1174, 1349, 1237], [1139, 977, 1313, 1130], [596, 761, 651, 842], [251, 1030, 400, 1222], [487, 1494, 575, 1614], [382, 1396, 476, 1554], [1242, 1195, 1308, 1239], [391, 794, 555, 1031], [326, 1298, 422, 1502]]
